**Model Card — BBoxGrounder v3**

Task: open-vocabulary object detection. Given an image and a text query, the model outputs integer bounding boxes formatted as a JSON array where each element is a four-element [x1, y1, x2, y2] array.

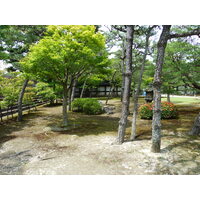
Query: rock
[[103, 105, 115, 114], [98, 100, 104, 106]]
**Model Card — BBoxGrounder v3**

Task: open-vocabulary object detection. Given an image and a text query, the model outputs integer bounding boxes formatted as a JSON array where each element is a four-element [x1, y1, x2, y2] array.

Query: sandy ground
[[0, 100, 200, 175]]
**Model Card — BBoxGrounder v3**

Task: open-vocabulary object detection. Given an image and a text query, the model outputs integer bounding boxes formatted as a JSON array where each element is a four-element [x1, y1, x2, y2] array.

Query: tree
[[130, 26, 156, 140], [117, 25, 134, 144], [0, 72, 22, 109], [35, 82, 56, 105], [0, 25, 46, 121], [189, 113, 200, 136], [164, 40, 200, 94], [151, 25, 172, 152], [22, 25, 108, 126], [151, 25, 200, 153]]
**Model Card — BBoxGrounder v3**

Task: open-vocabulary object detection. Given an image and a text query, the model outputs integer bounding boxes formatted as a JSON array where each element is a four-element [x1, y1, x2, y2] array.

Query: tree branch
[[169, 28, 200, 39]]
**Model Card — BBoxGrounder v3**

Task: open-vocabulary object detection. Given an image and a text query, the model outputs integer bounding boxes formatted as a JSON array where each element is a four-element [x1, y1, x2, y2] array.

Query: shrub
[[72, 98, 86, 112], [161, 102, 178, 119], [139, 102, 178, 119], [139, 103, 153, 119], [72, 98, 103, 115]]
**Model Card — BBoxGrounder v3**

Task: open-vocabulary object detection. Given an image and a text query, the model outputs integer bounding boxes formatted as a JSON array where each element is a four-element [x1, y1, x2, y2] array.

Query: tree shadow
[[46, 112, 128, 137], [0, 109, 46, 148], [160, 137, 200, 174]]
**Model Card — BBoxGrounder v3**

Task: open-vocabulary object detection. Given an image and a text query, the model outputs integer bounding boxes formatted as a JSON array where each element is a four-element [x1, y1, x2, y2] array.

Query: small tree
[[22, 25, 108, 126]]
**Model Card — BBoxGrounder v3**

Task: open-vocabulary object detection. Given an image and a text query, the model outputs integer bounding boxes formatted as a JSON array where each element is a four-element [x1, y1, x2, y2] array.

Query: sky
[[0, 60, 11, 70]]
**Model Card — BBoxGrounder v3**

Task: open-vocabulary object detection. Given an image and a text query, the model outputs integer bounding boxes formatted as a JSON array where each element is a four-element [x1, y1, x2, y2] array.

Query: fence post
[[7, 107, 9, 120]]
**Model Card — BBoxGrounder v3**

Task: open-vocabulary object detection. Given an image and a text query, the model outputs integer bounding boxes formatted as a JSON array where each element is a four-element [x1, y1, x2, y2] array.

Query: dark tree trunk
[[80, 79, 87, 98], [167, 93, 170, 102], [120, 42, 126, 102], [189, 113, 200, 135], [117, 25, 134, 144], [130, 31, 151, 140], [151, 25, 171, 153], [63, 83, 68, 126], [17, 79, 29, 121]]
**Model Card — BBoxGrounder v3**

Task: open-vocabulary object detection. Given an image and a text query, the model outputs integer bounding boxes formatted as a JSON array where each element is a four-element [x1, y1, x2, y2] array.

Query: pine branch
[[169, 28, 200, 39]]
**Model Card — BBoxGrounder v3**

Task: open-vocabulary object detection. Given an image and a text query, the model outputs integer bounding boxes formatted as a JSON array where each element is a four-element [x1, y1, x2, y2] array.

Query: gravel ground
[[0, 101, 200, 175]]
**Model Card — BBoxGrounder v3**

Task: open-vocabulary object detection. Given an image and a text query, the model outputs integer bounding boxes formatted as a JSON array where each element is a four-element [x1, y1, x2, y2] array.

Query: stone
[[103, 105, 115, 114]]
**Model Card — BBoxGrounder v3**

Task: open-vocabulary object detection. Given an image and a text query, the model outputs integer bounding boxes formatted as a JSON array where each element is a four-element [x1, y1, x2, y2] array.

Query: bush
[[72, 98, 103, 115], [139, 103, 153, 119], [161, 102, 178, 119], [139, 102, 178, 119]]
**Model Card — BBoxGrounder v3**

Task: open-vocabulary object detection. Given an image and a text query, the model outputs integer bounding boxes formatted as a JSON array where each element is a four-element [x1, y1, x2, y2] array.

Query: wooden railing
[[0, 99, 48, 122]]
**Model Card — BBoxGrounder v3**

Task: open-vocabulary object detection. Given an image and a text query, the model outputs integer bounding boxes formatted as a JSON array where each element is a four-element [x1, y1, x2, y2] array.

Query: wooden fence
[[0, 99, 48, 122]]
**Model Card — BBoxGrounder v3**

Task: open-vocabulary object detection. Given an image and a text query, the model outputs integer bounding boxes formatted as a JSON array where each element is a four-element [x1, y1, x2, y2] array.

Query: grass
[[162, 97, 200, 104]]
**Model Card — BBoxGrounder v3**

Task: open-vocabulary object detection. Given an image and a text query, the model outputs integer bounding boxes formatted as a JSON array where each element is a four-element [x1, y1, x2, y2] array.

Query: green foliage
[[0, 25, 46, 71], [72, 98, 103, 115], [0, 71, 36, 107], [161, 102, 178, 119], [22, 25, 108, 85], [23, 84, 36, 105], [0, 72, 22, 107], [35, 82, 56, 102], [163, 40, 200, 94], [139, 102, 178, 119], [138, 103, 153, 119]]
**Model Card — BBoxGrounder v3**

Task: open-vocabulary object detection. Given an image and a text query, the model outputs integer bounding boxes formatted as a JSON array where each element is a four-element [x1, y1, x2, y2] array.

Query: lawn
[[162, 96, 200, 104]]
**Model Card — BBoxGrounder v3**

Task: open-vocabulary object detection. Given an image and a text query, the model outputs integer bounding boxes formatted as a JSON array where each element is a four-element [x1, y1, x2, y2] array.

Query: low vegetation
[[139, 102, 178, 119], [72, 98, 103, 115]]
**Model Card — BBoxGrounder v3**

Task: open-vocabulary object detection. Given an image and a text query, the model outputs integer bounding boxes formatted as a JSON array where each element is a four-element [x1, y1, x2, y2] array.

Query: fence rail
[[0, 99, 48, 122]]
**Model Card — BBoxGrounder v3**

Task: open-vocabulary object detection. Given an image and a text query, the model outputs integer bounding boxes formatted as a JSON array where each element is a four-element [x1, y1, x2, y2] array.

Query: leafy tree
[[164, 40, 200, 93], [22, 25, 108, 126], [0, 25, 46, 71], [35, 82, 56, 105], [0, 25, 46, 121], [0, 72, 22, 108], [152, 25, 200, 153]]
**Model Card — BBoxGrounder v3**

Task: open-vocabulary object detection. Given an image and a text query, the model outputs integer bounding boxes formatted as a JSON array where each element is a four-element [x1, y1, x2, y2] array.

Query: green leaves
[[22, 25, 108, 85], [0, 25, 46, 71]]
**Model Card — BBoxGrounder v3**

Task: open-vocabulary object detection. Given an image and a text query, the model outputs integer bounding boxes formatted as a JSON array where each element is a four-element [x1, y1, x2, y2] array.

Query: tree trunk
[[117, 25, 134, 144], [151, 25, 171, 153], [17, 79, 29, 121], [71, 78, 77, 102], [130, 31, 151, 140], [167, 93, 170, 102], [106, 71, 117, 105], [120, 43, 126, 102], [50, 99, 54, 105], [62, 83, 68, 126], [80, 79, 87, 98], [189, 113, 200, 135], [69, 78, 77, 111]]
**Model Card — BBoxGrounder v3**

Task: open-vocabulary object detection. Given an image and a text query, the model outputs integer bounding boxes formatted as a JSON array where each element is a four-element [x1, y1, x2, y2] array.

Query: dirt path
[[0, 101, 200, 175]]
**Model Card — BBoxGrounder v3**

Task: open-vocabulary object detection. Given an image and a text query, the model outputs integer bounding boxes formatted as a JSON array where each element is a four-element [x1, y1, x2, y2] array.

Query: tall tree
[[151, 25, 200, 152], [130, 26, 155, 140], [22, 25, 108, 126], [151, 25, 171, 152], [0, 25, 46, 121], [117, 25, 134, 144]]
